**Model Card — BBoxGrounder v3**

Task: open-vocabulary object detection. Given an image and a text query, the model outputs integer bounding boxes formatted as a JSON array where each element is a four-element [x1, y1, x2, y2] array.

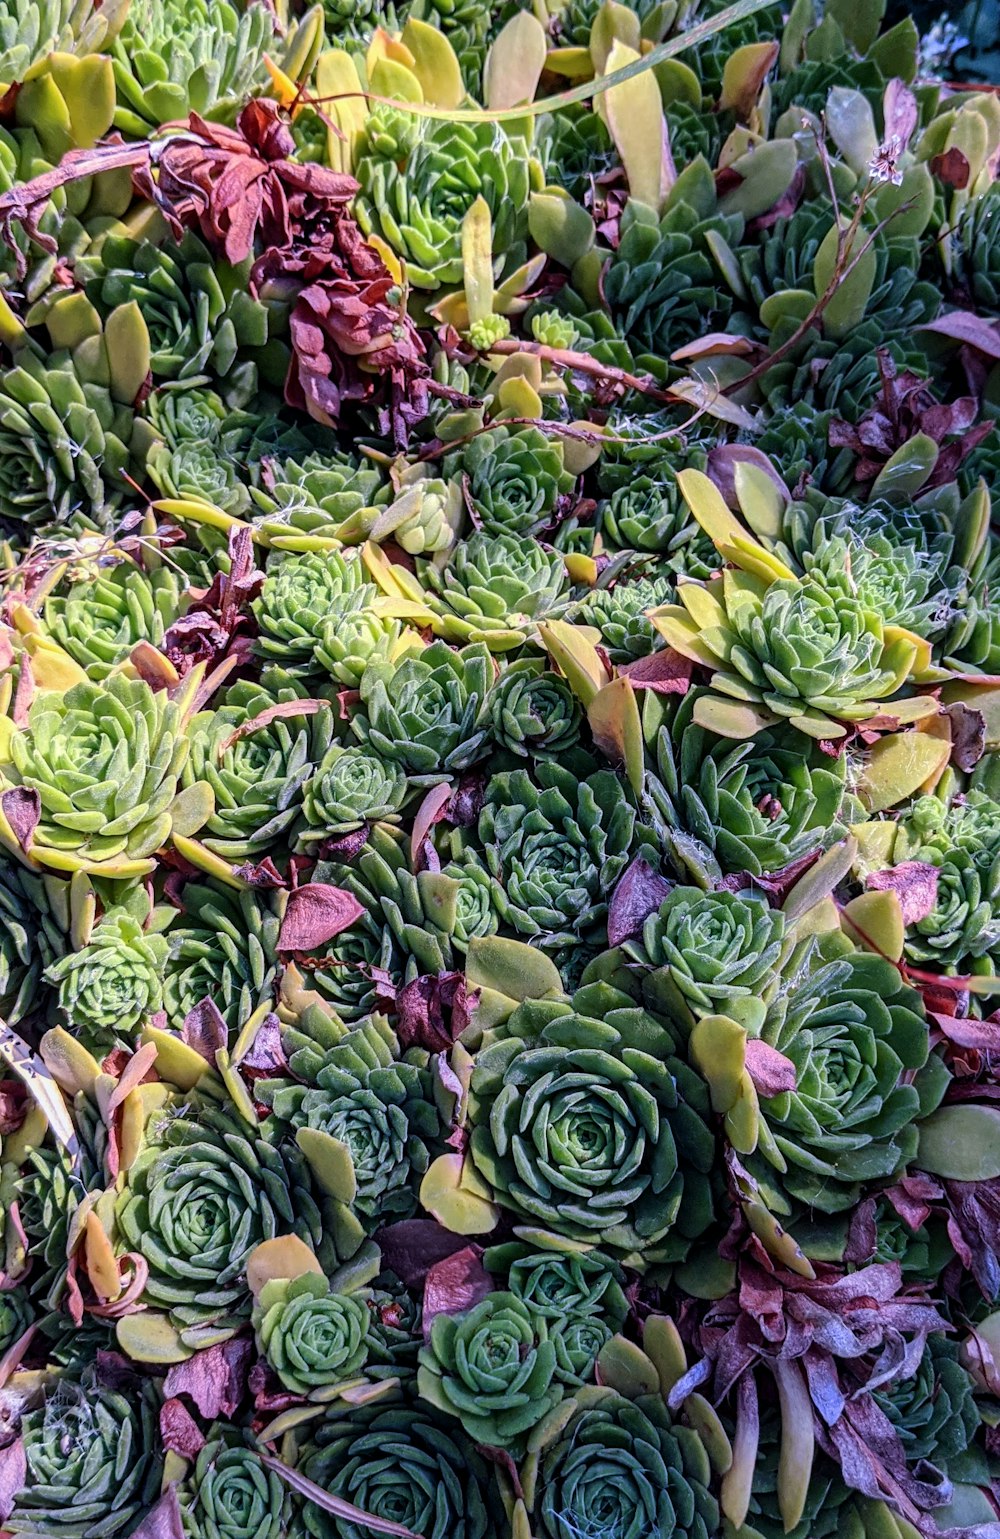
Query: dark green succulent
[[40, 559, 186, 681], [352, 640, 494, 775], [479, 760, 635, 947], [259, 1005, 441, 1249], [446, 427, 575, 539], [0, 857, 67, 1024], [492, 1245, 629, 1329], [469, 977, 715, 1264], [537, 103, 619, 206], [183, 684, 336, 861], [0, 1286, 33, 1353], [748, 940, 942, 1219], [488, 660, 582, 759], [9, 1378, 162, 1538], [623, 885, 789, 1020], [0, 0, 127, 82], [162, 880, 281, 1033], [254, 1272, 371, 1397], [300, 1398, 504, 1539], [355, 118, 531, 291], [146, 384, 254, 513], [182, 1434, 291, 1539], [530, 1387, 719, 1539], [45, 907, 167, 1051], [583, 569, 677, 661], [418, 1291, 562, 1447], [954, 183, 1000, 311], [111, 0, 275, 133], [116, 1089, 331, 1330], [597, 478, 719, 574], [876, 1337, 984, 1480], [647, 690, 850, 880]]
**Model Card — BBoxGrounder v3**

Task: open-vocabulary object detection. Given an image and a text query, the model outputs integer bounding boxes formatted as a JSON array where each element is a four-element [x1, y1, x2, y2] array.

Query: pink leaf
[[1, 788, 39, 854], [618, 649, 694, 695], [163, 1336, 253, 1420], [129, 1487, 185, 1539], [921, 311, 1000, 358], [106, 1042, 159, 1116], [278, 883, 365, 952], [422, 1245, 493, 1338], [160, 1399, 206, 1459], [744, 1039, 796, 1097], [866, 862, 939, 925], [883, 79, 918, 151], [410, 781, 452, 867], [0, 1437, 25, 1522], [181, 998, 228, 1063]]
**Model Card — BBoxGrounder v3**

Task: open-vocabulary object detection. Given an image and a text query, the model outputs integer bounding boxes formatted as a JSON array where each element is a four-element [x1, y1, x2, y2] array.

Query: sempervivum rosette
[[468, 977, 715, 1264]]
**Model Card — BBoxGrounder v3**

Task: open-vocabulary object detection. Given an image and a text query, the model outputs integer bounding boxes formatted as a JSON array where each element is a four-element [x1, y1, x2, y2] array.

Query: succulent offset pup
[[0, 2, 998, 1537]]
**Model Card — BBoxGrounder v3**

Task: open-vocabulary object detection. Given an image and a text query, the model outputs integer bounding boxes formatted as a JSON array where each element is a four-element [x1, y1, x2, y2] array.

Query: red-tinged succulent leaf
[[128, 1486, 185, 1539], [883, 78, 918, 151], [375, 1220, 472, 1287], [278, 883, 365, 952], [181, 998, 228, 1063], [410, 782, 453, 867], [236, 1014, 287, 1079], [0, 1437, 25, 1522], [0, 788, 39, 854], [607, 855, 672, 947], [866, 862, 939, 925], [162, 1336, 253, 1420], [106, 1042, 159, 1115], [396, 971, 473, 1053], [12, 656, 32, 728], [929, 1012, 1000, 1053], [743, 1039, 796, 1097], [421, 1244, 492, 1338], [922, 311, 1000, 358], [232, 857, 287, 888], [930, 147, 971, 188], [844, 1197, 878, 1264], [705, 444, 791, 507], [719, 849, 822, 905], [160, 1398, 206, 1459], [220, 699, 331, 753], [618, 648, 695, 694]]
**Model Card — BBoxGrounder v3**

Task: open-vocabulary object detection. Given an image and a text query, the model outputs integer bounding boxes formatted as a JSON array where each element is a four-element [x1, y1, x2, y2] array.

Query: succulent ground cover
[[3, 1, 1000, 1537]]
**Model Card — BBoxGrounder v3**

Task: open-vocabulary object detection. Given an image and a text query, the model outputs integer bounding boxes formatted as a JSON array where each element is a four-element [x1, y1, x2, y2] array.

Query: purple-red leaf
[[618, 648, 694, 695], [744, 1039, 796, 1097], [162, 1336, 253, 1420], [128, 1486, 185, 1539], [421, 1245, 493, 1338], [607, 856, 672, 947], [181, 998, 228, 1063], [396, 971, 473, 1053], [376, 1220, 471, 1287], [866, 862, 939, 925], [160, 1398, 206, 1459], [1, 788, 39, 854], [278, 883, 364, 952], [922, 311, 1000, 358], [0, 1437, 25, 1523]]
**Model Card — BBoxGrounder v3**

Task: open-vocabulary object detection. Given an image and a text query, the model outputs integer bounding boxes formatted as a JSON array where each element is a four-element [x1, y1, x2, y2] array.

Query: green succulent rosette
[[621, 885, 791, 1021], [182, 1434, 291, 1539], [529, 1386, 719, 1539], [249, 450, 389, 550], [45, 906, 167, 1051], [420, 530, 569, 647], [314, 590, 408, 688], [39, 559, 186, 682], [254, 549, 367, 671], [0, 674, 189, 875], [352, 640, 494, 775], [116, 1090, 331, 1331], [875, 1337, 984, 1482], [0, 0, 127, 83], [146, 385, 254, 513], [487, 1242, 629, 1329], [583, 569, 678, 662], [300, 1398, 504, 1539], [646, 690, 851, 880], [162, 880, 281, 1033], [0, 855, 67, 1024], [111, 0, 275, 132], [299, 743, 410, 843], [8, 1378, 162, 1538], [487, 659, 582, 759], [468, 977, 715, 1263], [417, 1291, 562, 1447], [445, 428, 575, 539], [479, 761, 634, 947], [183, 684, 336, 861], [254, 1273, 371, 1398], [355, 118, 530, 291]]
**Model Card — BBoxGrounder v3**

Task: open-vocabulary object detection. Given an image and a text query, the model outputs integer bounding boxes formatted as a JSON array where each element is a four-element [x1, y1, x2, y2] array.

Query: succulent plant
[[418, 1291, 562, 1447], [0, 673, 189, 874], [300, 743, 410, 842], [162, 880, 281, 1033], [421, 530, 569, 646], [301, 1399, 504, 1539], [355, 119, 530, 291], [352, 640, 494, 775], [254, 549, 367, 670], [254, 1272, 371, 1397], [182, 1435, 292, 1539], [469, 978, 715, 1263], [40, 559, 186, 681], [183, 684, 336, 860], [45, 906, 167, 1051], [0, 0, 127, 84], [9, 1378, 162, 1538], [146, 384, 254, 512], [445, 428, 575, 539], [479, 760, 635, 947], [0, 856, 67, 1023], [487, 660, 582, 759], [876, 1337, 983, 1479], [111, 0, 275, 133], [249, 450, 388, 549], [314, 590, 408, 688]]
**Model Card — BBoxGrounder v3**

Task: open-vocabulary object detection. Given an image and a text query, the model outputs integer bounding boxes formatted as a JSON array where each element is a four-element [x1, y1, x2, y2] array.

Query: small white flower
[[868, 134, 904, 185]]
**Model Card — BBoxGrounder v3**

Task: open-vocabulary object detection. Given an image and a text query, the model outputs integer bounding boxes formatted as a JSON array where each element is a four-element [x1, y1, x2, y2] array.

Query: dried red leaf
[[181, 998, 228, 1063], [396, 971, 473, 1053], [376, 1220, 472, 1287], [618, 648, 694, 695], [160, 1399, 206, 1460], [162, 1336, 253, 1420], [278, 883, 365, 952], [743, 1039, 796, 1097], [866, 862, 939, 925], [607, 856, 672, 947], [0, 789, 38, 855], [421, 1245, 492, 1338]]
